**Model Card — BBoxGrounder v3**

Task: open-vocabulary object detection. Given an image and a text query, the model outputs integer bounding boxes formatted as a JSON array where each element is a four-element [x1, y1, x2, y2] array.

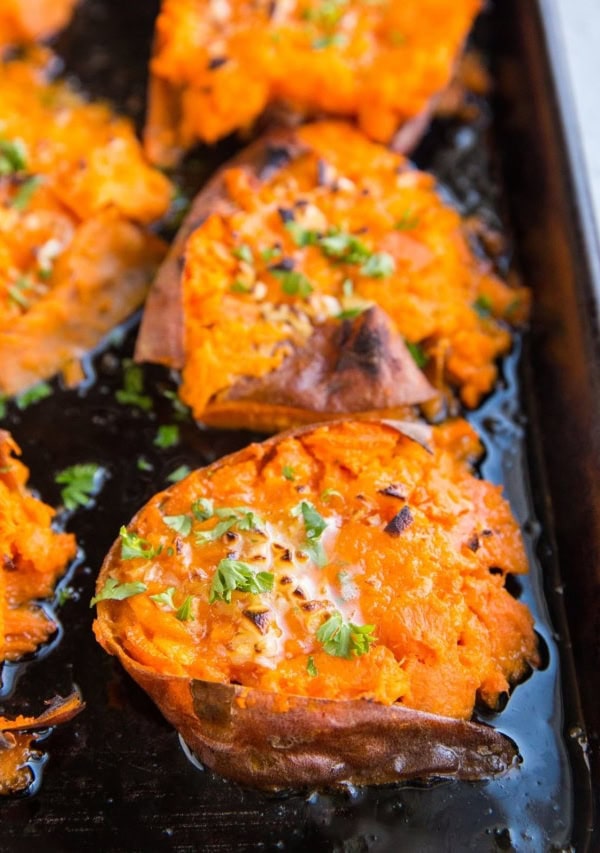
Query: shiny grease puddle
[[0, 3, 583, 852]]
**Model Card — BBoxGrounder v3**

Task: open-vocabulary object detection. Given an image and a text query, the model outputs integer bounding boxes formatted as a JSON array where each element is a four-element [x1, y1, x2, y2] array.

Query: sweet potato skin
[[93, 419, 537, 789]]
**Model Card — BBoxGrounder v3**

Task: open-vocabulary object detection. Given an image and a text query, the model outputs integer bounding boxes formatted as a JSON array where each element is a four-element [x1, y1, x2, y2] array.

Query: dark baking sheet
[[0, 0, 597, 849]]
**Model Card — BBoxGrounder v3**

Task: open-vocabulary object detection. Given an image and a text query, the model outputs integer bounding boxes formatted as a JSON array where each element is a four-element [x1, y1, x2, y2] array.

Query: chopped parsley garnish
[[316, 611, 376, 658], [230, 280, 252, 294], [342, 278, 354, 297], [303, 0, 348, 27], [119, 526, 161, 560], [473, 295, 493, 318], [176, 595, 194, 621], [337, 306, 367, 321], [282, 465, 296, 481], [137, 456, 153, 472], [320, 231, 371, 264], [0, 395, 6, 420], [307, 656, 318, 677], [260, 245, 282, 262], [406, 341, 428, 369], [56, 585, 75, 607], [154, 424, 180, 449], [55, 463, 103, 510], [162, 513, 193, 537], [161, 389, 190, 421], [166, 465, 191, 483], [232, 243, 254, 264], [12, 175, 43, 211], [321, 488, 342, 501], [15, 381, 52, 410], [116, 361, 152, 412], [360, 252, 396, 278], [394, 209, 419, 231], [196, 506, 264, 543], [209, 559, 274, 604], [271, 268, 313, 298], [150, 586, 177, 609], [292, 500, 328, 567], [285, 221, 319, 247], [0, 139, 27, 175], [191, 497, 214, 521], [312, 33, 347, 50], [7, 282, 30, 309], [90, 577, 148, 607]]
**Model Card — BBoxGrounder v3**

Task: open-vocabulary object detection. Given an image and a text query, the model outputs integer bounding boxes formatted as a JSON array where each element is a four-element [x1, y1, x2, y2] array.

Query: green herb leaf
[[162, 513, 192, 537], [209, 559, 274, 604], [191, 497, 214, 521], [116, 360, 152, 412], [137, 456, 153, 472], [394, 209, 419, 231], [56, 586, 75, 607], [307, 655, 318, 677], [285, 221, 319, 247], [316, 611, 376, 658], [230, 280, 252, 294], [90, 577, 148, 607], [292, 500, 328, 566], [0, 139, 27, 175], [320, 230, 370, 264], [336, 307, 367, 320], [260, 245, 282, 262], [0, 395, 6, 420], [15, 381, 52, 410], [406, 341, 428, 369], [176, 595, 194, 621], [342, 278, 354, 297], [232, 243, 254, 264], [150, 586, 177, 609], [321, 488, 342, 501], [282, 465, 296, 481], [360, 252, 396, 278], [119, 526, 162, 560], [154, 424, 180, 449], [473, 295, 493, 318], [271, 268, 313, 298], [195, 506, 264, 543], [12, 175, 43, 211], [162, 389, 190, 421], [312, 33, 347, 49], [167, 465, 191, 483], [55, 463, 103, 511]]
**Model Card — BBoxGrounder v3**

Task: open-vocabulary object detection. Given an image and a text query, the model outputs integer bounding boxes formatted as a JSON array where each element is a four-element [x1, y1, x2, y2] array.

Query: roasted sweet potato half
[[93, 419, 538, 789], [145, 0, 482, 165], [0, 431, 76, 663], [0, 51, 172, 395], [0, 0, 78, 50], [136, 122, 529, 431]]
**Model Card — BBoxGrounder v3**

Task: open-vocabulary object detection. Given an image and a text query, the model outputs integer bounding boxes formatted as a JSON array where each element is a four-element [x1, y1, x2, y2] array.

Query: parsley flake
[[320, 230, 370, 264], [316, 611, 376, 658], [12, 175, 43, 211], [116, 361, 152, 412], [15, 381, 52, 410], [307, 656, 318, 677], [167, 465, 191, 483], [406, 341, 428, 369], [394, 209, 419, 231], [285, 221, 319, 247], [282, 465, 296, 481], [209, 559, 274, 604], [119, 526, 161, 560], [90, 577, 147, 607], [360, 252, 396, 278], [232, 244, 254, 264], [473, 295, 493, 318], [162, 513, 192, 537], [137, 456, 153, 472], [271, 268, 313, 298], [154, 424, 180, 449], [0, 139, 27, 175], [176, 595, 194, 621], [150, 586, 177, 609], [191, 497, 214, 521], [292, 500, 328, 567], [55, 463, 103, 511]]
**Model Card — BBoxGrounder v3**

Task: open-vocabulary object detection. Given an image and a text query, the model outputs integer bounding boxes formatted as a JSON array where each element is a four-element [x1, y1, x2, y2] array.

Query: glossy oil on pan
[[0, 0, 597, 850]]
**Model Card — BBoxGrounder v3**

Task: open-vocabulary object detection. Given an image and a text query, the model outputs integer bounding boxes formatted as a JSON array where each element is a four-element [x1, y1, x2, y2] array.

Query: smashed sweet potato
[[145, 0, 482, 165], [0, 691, 84, 795], [0, 50, 172, 395], [136, 122, 529, 430], [93, 419, 538, 789], [0, 431, 76, 663], [0, 0, 77, 50]]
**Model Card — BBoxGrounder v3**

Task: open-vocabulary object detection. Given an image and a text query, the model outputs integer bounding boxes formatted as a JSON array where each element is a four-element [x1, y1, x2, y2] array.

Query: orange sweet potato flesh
[[93, 419, 537, 789], [0, 431, 76, 662], [0, 691, 84, 795], [136, 122, 529, 431], [0, 0, 77, 49], [145, 0, 482, 165], [0, 51, 172, 395]]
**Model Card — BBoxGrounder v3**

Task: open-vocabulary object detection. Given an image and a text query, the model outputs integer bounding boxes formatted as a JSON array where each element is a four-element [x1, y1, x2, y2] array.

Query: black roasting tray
[[0, 0, 598, 849]]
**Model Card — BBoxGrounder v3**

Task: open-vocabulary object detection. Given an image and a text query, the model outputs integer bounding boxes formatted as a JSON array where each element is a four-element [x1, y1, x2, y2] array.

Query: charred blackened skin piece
[[384, 506, 414, 537]]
